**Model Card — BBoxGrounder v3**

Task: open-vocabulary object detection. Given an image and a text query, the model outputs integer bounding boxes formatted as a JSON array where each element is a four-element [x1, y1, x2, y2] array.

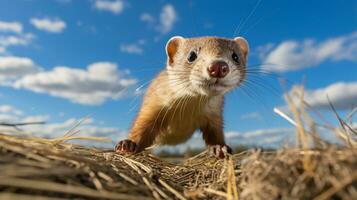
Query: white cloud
[[22, 115, 49, 123], [94, 0, 124, 14], [0, 105, 15, 113], [227, 128, 292, 139], [240, 112, 262, 120], [0, 21, 23, 34], [0, 104, 24, 116], [226, 128, 297, 148], [0, 104, 125, 147], [0, 114, 19, 123], [26, 118, 77, 137], [140, 13, 155, 24], [141, 4, 177, 34], [23, 117, 125, 147], [0, 21, 34, 54], [0, 56, 40, 84], [157, 4, 177, 34], [260, 32, 357, 72], [0, 46, 5, 54], [30, 17, 66, 33], [120, 44, 143, 54], [0, 105, 45, 123], [160, 127, 295, 152], [226, 125, 344, 148], [289, 82, 357, 110], [0, 33, 34, 47], [13, 62, 137, 105]]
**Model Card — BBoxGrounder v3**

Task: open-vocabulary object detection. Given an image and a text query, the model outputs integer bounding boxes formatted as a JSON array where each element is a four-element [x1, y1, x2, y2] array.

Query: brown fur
[[118, 36, 249, 153]]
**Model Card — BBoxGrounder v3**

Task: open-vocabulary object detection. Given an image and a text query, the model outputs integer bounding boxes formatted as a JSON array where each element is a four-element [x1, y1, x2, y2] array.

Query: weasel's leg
[[207, 144, 232, 158], [200, 118, 232, 158], [115, 139, 138, 153], [115, 108, 162, 153]]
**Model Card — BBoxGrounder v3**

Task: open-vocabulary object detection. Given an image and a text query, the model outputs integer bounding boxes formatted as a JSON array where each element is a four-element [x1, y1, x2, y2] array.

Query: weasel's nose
[[208, 61, 229, 78]]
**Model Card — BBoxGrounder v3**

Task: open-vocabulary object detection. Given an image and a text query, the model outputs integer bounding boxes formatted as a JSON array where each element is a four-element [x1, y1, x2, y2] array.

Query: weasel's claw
[[208, 144, 232, 158], [115, 139, 138, 153]]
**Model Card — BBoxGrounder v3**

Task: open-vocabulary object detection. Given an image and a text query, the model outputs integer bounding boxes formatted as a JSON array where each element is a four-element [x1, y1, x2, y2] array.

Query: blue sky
[[0, 0, 356, 148]]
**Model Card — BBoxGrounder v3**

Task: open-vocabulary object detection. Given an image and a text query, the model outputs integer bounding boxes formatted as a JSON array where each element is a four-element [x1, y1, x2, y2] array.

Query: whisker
[[240, 82, 265, 101], [242, 7, 280, 36], [247, 62, 294, 70], [151, 81, 191, 96], [238, 83, 271, 109], [236, 0, 262, 36], [243, 79, 281, 97]]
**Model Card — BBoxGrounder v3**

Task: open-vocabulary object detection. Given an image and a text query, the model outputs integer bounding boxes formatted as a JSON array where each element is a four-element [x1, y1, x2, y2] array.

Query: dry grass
[[0, 86, 356, 200]]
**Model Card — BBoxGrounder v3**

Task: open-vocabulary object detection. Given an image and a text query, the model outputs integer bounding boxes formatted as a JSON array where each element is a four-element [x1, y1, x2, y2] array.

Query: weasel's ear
[[234, 37, 249, 58], [166, 36, 184, 66]]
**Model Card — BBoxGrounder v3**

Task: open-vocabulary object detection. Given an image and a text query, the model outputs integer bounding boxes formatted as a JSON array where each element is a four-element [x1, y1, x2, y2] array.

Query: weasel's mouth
[[199, 79, 231, 93], [192, 77, 234, 94], [208, 79, 228, 88]]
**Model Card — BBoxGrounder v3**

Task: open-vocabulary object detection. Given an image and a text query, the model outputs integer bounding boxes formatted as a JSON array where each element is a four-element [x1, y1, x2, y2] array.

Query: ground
[[0, 133, 356, 200]]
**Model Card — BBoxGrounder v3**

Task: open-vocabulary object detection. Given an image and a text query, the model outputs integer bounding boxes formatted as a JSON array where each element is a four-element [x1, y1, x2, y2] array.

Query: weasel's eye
[[232, 52, 240, 64], [187, 51, 197, 63]]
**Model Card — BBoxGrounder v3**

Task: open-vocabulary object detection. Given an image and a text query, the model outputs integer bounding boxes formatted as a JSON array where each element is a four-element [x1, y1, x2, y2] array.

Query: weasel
[[115, 36, 249, 158]]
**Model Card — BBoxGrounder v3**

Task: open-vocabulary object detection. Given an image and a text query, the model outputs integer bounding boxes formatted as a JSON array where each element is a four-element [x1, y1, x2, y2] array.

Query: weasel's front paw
[[208, 144, 232, 158], [115, 139, 138, 153]]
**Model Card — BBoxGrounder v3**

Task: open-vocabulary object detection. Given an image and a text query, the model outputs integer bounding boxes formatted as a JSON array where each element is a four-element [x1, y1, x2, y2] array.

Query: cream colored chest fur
[[154, 96, 222, 145]]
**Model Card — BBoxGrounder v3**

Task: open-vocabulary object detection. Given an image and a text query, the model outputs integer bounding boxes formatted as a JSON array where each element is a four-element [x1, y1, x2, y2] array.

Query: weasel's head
[[165, 36, 249, 96]]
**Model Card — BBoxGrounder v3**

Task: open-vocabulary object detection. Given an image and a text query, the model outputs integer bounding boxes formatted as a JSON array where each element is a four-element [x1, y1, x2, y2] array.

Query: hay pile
[[0, 134, 356, 200], [0, 86, 356, 200]]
